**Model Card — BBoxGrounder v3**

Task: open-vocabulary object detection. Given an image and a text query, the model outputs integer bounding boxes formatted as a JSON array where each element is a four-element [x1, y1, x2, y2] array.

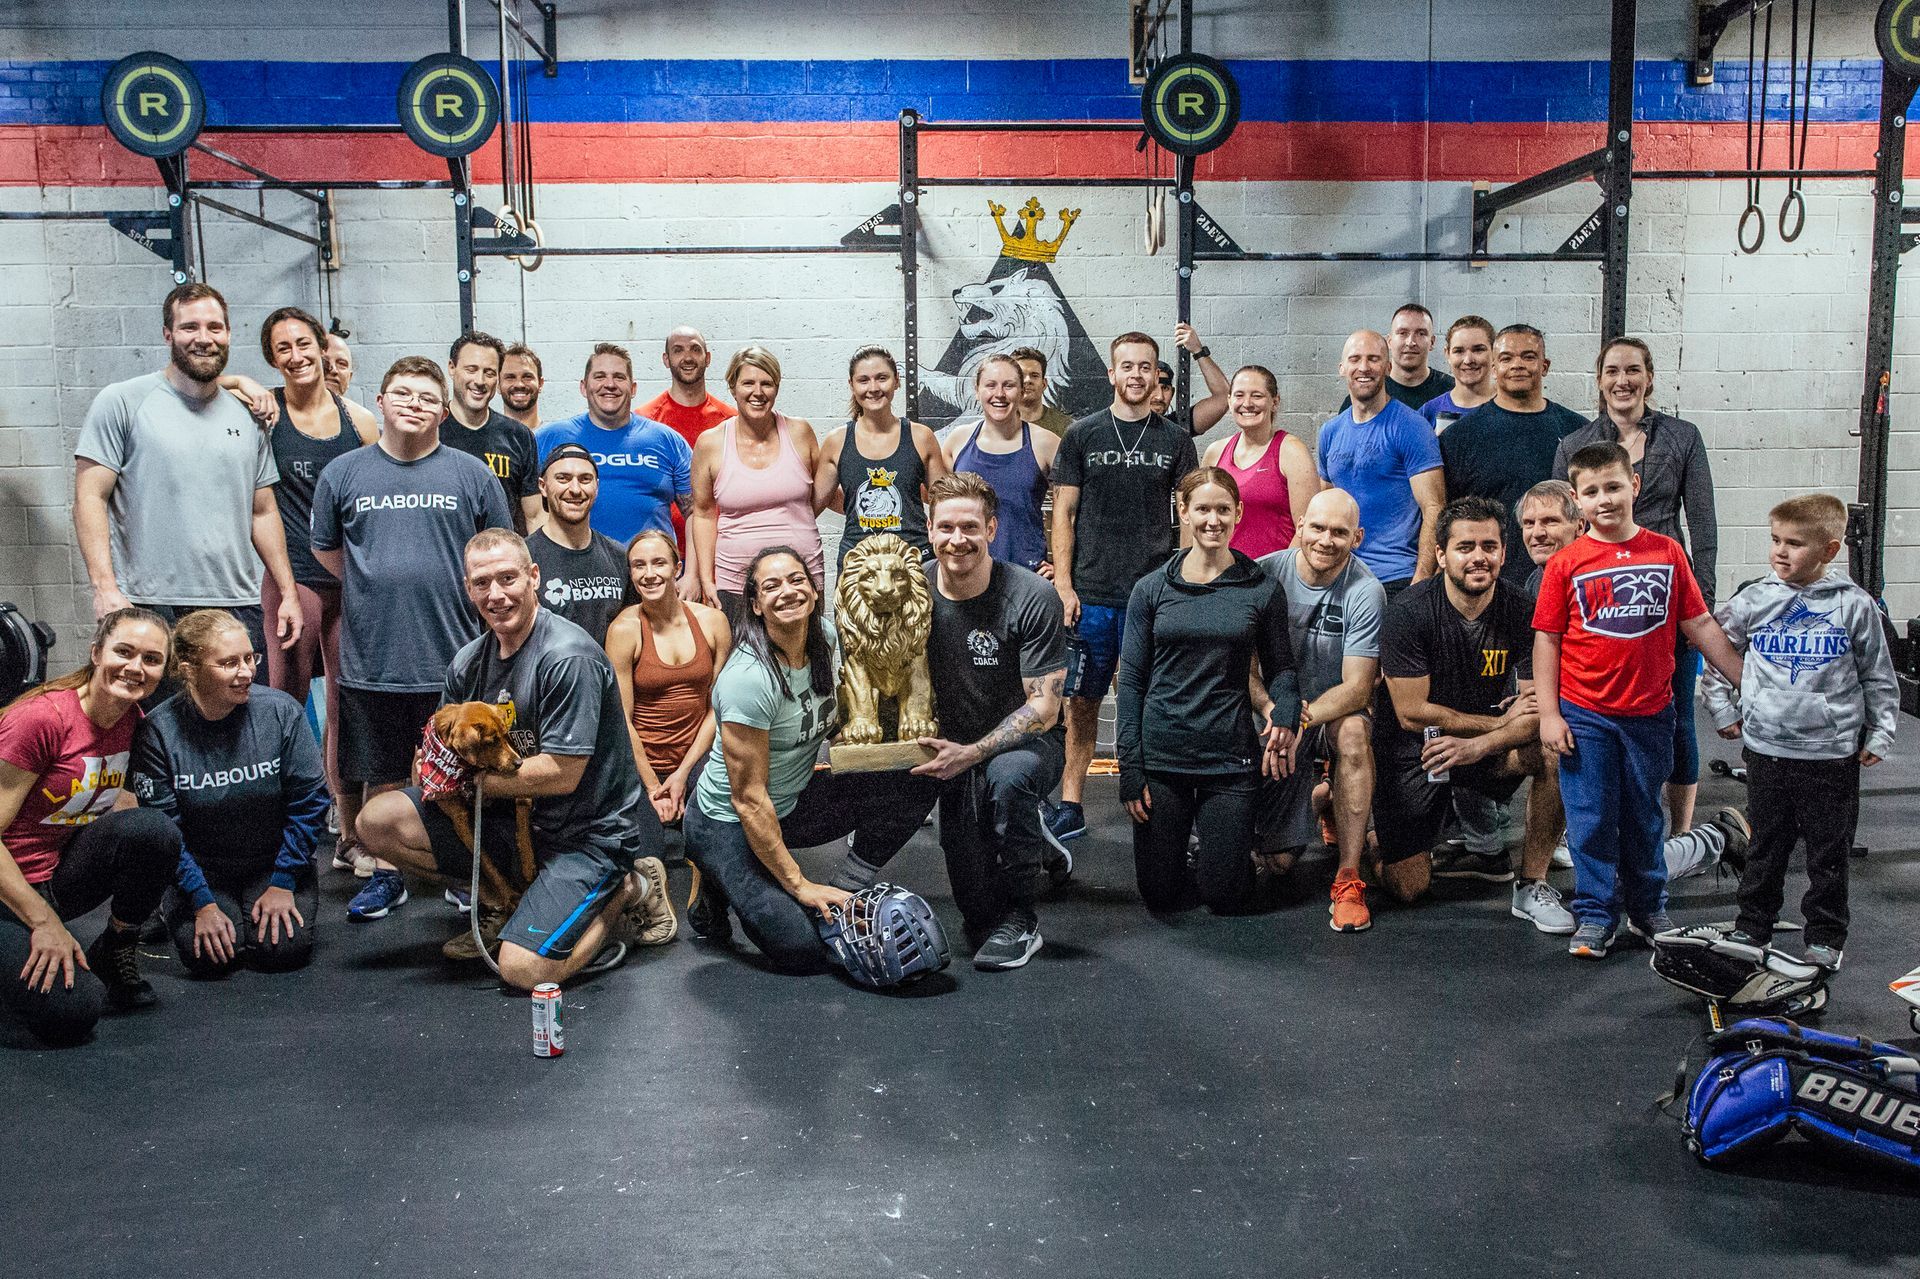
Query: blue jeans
[[1558, 700, 1675, 929], [683, 769, 938, 975]]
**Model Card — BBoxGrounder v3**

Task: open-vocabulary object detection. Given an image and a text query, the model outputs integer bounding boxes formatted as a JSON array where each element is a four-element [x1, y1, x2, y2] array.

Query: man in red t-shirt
[[1533, 441, 1742, 960], [637, 326, 734, 558]]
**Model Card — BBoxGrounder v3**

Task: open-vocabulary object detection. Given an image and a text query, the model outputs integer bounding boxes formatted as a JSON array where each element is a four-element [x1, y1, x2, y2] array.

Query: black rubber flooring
[[8, 722, 1920, 1278]]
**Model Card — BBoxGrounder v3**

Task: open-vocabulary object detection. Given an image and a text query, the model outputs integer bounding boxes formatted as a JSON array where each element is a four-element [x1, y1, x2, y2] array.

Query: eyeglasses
[[385, 388, 445, 409], [209, 652, 259, 672]]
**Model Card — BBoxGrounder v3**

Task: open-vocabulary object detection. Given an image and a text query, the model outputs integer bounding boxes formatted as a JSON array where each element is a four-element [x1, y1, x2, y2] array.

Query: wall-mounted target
[[397, 54, 501, 158], [100, 52, 204, 158], [1141, 54, 1240, 157]]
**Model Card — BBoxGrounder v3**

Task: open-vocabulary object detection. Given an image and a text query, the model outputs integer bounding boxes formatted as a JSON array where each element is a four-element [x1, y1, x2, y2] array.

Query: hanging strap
[[1739, 2, 1772, 254], [1780, 0, 1818, 241]]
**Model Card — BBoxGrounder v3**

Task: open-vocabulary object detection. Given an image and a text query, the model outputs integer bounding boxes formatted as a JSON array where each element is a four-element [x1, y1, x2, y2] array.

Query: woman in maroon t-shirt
[[0, 607, 181, 1044]]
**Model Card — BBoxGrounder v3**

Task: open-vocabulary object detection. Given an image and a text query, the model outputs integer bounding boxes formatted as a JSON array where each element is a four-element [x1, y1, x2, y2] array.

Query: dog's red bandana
[[418, 718, 476, 802]]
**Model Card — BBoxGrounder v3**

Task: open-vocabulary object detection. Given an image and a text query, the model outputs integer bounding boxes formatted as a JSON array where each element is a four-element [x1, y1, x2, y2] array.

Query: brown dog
[[425, 702, 537, 897]]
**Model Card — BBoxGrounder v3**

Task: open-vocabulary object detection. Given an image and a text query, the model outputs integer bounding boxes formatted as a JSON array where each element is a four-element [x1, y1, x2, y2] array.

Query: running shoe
[[1317, 809, 1339, 849], [1710, 807, 1751, 877], [577, 939, 629, 977], [972, 905, 1043, 970], [1041, 807, 1075, 885], [1042, 799, 1086, 846], [444, 886, 472, 914], [1430, 849, 1514, 883], [1550, 839, 1572, 870], [1511, 879, 1576, 935], [348, 870, 409, 920], [1568, 921, 1616, 959], [1804, 943, 1844, 972], [1328, 869, 1371, 933], [687, 872, 735, 947], [325, 803, 340, 837], [331, 840, 376, 878], [1625, 911, 1676, 943], [442, 906, 509, 962], [621, 856, 678, 947], [86, 926, 156, 1011]]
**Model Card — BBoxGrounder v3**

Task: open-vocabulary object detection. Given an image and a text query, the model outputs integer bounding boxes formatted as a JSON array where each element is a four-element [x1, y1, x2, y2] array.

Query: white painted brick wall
[[8, 170, 1918, 666]]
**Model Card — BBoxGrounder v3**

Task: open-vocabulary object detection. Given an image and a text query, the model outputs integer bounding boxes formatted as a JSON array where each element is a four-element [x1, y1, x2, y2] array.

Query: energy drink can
[[1424, 725, 1450, 783], [532, 982, 564, 1057]]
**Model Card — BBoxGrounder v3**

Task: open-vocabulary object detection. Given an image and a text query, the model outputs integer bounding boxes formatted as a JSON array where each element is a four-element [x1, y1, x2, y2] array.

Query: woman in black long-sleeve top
[[1551, 337, 1718, 838], [1116, 467, 1299, 914]]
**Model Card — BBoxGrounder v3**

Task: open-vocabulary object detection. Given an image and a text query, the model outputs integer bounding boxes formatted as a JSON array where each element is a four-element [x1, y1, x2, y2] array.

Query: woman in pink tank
[[1201, 364, 1320, 558], [689, 346, 824, 613]]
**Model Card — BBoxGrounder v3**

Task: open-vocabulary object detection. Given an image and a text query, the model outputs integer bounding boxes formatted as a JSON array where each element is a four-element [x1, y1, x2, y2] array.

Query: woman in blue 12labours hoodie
[[1116, 466, 1299, 916]]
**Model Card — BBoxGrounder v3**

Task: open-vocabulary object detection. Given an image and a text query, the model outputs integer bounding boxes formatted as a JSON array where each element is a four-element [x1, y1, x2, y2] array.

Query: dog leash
[[469, 774, 501, 977]]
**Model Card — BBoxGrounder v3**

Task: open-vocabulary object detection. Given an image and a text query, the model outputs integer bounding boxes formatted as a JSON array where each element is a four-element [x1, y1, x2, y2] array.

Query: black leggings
[[163, 866, 318, 977], [1132, 770, 1259, 914], [0, 808, 179, 1045]]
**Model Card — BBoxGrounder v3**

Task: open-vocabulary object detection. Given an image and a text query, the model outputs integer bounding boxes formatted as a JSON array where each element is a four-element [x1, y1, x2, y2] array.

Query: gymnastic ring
[[1736, 203, 1765, 254], [1778, 188, 1806, 243], [513, 217, 545, 272], [1145, 191, 1165, 255]]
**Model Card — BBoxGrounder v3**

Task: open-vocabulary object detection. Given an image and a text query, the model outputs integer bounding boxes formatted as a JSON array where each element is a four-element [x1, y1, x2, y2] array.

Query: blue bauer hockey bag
[[1684, 1017, 1920, 1175]]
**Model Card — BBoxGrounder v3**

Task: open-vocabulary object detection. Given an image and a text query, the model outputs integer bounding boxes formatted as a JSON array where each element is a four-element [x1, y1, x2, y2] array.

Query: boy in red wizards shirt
[[1533, 442, 1743, 959]]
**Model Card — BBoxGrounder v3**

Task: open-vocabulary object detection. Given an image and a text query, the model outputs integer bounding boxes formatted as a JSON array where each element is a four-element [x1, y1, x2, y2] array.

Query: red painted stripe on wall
[[0, 121, 1908, 187]]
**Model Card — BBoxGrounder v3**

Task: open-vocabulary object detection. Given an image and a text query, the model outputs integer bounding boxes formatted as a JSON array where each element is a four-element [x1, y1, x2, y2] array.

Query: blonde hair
[[726, 345, 782, 391], [169, 608, 249, 680], [1769, 493, 1848, 545]]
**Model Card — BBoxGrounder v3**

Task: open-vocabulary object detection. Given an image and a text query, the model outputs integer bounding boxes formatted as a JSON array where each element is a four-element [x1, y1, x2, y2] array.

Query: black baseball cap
[[540, 443, 597, 476]]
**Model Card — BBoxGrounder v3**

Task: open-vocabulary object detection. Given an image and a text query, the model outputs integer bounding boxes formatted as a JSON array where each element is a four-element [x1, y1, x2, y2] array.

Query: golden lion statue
[[834, 533, 937, 746]]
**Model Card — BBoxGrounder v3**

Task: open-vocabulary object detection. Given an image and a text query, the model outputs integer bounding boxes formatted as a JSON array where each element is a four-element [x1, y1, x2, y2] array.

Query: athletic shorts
[[405, 788, 630, 960], [1372, 744, 1525, 864], [1255, 723, 1335, 853], [1064, 603, 1126, 699], [338, 688, 439, 785]]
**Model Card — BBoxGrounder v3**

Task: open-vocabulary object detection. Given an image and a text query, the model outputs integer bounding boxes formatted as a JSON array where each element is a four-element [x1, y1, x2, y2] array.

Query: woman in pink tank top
[[689, 345, 825, 610], [1202, 364, 1320, 558]]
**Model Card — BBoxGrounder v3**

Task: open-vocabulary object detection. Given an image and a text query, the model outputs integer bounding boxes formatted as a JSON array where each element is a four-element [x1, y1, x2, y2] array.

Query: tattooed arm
[[912, 668, 1065, 782]]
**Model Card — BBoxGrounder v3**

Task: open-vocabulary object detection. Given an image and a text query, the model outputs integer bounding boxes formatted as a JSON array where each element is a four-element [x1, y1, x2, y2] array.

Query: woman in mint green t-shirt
[[682, 546, 936, 971]]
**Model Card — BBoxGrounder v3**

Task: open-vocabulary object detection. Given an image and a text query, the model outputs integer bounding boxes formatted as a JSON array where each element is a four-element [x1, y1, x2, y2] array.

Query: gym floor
[[8, 720, 1919, 1278]]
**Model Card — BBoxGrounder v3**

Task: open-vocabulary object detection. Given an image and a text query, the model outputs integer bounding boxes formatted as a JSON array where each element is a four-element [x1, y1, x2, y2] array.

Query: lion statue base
[[830, 533, 938, 773]]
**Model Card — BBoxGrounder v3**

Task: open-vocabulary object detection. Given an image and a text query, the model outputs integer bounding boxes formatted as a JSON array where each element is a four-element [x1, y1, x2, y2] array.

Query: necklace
[[1111, 415, 1151, 463]]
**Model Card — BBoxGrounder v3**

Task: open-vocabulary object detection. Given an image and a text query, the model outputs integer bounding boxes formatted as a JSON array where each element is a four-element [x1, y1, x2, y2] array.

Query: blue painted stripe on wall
[[0, 57, 1891, 128]]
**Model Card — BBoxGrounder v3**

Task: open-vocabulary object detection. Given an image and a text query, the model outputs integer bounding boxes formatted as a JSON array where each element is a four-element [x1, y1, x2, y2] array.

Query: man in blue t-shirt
[[535, 342, 693, 545], [1315, 330, 1445, 594]]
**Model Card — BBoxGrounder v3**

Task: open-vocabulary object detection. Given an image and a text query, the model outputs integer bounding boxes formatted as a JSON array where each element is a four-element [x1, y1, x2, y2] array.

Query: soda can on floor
[[1423, 725, 1450, 784], [532, 982, 564, 1057]]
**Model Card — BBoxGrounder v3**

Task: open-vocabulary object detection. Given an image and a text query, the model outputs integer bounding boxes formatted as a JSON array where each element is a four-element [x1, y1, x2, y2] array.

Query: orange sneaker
[[1329, 869, 1371, 933]]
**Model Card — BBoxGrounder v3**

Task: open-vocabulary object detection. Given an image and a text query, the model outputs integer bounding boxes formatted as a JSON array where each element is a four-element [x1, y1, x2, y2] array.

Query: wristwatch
[[1193, 344, 1211, 360]]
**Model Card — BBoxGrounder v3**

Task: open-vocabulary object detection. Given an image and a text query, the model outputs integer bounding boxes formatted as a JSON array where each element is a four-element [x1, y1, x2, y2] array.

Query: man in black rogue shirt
[[526, 445, 627, 646], [443, 331, 544, 535], [900, 473, 1069, 972], [1373, 497, 1575, 934], [354, 529, 671, 987], [1046, 331, 1198, 847]]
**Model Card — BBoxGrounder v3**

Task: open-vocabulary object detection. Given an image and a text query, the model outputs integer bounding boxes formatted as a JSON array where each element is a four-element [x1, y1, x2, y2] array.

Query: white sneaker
[[1550, 840, 1572, 870], [1512, 879, 1577, 935]]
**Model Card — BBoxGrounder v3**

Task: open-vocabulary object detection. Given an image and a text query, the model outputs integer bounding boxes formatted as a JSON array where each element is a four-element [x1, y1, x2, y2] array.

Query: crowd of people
[[0, 286, 1899, 1046]]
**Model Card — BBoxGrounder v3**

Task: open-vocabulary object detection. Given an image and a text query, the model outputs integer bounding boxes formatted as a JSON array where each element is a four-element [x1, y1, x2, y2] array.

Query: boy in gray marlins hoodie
[[1700, 494, 1898, 971]]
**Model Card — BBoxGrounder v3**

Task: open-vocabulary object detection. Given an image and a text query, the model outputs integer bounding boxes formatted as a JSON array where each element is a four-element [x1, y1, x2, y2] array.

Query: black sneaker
[[1711, 807, 1751, 877], [86, 927, 157, 1011], [972, 906, 1042, 971], [688, 876, 735, 947], [1430, 849, 1514, 883]]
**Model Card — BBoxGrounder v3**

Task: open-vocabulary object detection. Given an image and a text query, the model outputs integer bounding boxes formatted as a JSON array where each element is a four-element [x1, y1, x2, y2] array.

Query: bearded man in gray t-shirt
[[74, 282, 302, 667]]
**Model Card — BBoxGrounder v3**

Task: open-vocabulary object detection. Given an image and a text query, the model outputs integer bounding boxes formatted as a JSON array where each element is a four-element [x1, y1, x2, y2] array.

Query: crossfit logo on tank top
[[854, 467, 904, 533], [38, 751, 129, 827], [1750, 598, 1851, 683], [1572, 564, 1673, 639]]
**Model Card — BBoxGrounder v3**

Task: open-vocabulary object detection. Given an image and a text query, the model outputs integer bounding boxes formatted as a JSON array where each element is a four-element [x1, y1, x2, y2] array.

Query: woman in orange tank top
[[607, 530, 732, 825]]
